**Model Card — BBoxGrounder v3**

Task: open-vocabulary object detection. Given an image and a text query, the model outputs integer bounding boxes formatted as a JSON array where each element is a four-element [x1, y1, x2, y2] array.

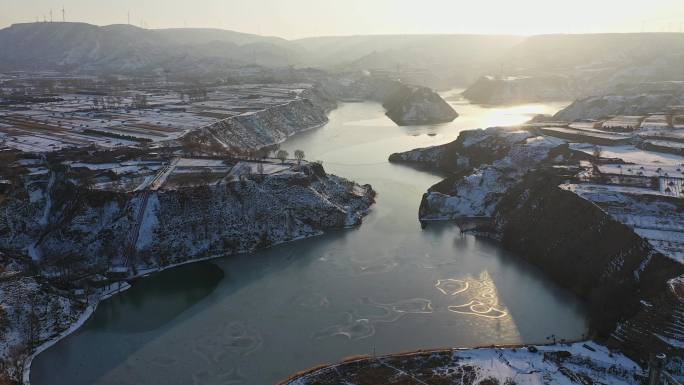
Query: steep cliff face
[[493, 170, 684, 358], [0, 163, 374, 274], [180, 87, 335, 151], [390, 128, 566, 219], [492, 170, 681, 334]]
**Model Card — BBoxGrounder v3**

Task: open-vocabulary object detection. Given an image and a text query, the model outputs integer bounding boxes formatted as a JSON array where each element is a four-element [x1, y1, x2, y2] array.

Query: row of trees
[[182, 137, 308, 167], [90, 94, 149, 110], [275, 149, 305, 164], [179, 89, 209, 102]]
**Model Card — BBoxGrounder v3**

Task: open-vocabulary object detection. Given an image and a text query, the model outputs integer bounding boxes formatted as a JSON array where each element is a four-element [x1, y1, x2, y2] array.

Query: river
[[30, 95, 586, 385]]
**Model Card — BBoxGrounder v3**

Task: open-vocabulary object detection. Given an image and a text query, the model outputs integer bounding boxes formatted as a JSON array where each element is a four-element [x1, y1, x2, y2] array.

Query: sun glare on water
[[476, 103, 566, 128]]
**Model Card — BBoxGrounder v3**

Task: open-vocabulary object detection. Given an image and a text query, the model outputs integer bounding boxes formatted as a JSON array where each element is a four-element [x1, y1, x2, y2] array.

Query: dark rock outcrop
[[389, 127, 532, 172], [382, 85, 458, 125], [322, 76, 458, 126]]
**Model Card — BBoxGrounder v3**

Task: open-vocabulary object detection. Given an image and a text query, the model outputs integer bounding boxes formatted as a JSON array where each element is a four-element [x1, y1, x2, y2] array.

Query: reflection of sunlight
[[445, 271, 508, 319], [347, 116, 395, 127], [482, 104, 562, 128], [441, 271, 523, 341]]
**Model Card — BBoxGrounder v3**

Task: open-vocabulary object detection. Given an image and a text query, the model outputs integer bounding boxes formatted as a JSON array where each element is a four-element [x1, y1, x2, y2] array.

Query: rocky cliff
[[390, 128, 566, 219], [382, 85, 458, 125], [493, 169, 682, 334], [321, 75, 458, 126]]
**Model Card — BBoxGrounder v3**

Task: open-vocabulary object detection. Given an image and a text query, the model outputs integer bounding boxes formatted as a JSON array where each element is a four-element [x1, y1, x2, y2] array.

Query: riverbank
[[20, 226, 363, 385], [279, 340, 642, 385]]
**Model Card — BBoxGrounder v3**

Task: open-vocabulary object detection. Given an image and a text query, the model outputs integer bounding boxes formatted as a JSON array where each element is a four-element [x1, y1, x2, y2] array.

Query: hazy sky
[[3, 0, 684, 39]]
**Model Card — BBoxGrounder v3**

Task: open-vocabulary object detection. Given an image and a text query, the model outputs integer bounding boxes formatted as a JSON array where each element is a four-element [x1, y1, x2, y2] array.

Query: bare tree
[[26, 296, 40, 349], [0, 306, 8, 340], [5, 344, 26, 382], [267, 143, 280, 157], [276, 150, 289, 164], [294, 149, 305, 165], [133, 94, 148, 109], [256, 162, 265, 180]]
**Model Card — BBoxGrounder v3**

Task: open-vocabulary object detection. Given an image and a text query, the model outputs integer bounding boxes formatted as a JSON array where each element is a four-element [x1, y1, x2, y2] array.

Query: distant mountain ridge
[[2, 22, 684, 94], [457, 33, 684, 102], [0, 22, 305, 73]]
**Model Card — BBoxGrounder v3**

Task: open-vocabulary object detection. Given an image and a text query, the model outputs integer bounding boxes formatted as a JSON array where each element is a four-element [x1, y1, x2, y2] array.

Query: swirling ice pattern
[[191, 321, 263, 366], [435, 279, 469, 296], [312, 298, 433, 341], [290, 289, 330, 308], [351, 257, 399, 275], [143, 322, 260, 385], [191, 367, 247, 385], [438, 272, 509, 319]]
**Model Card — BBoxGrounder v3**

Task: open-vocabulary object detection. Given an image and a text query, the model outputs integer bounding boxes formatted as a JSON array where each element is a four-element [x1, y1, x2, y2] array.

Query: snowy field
[[0, 84, 313, 153], [540, 126, 631, 143], [570, 143, 684, 165], [560, 183, 684, 263]]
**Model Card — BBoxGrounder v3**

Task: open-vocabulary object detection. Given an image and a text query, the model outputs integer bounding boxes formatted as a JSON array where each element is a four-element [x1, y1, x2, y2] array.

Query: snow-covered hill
[[0, 22, 305, 73]]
